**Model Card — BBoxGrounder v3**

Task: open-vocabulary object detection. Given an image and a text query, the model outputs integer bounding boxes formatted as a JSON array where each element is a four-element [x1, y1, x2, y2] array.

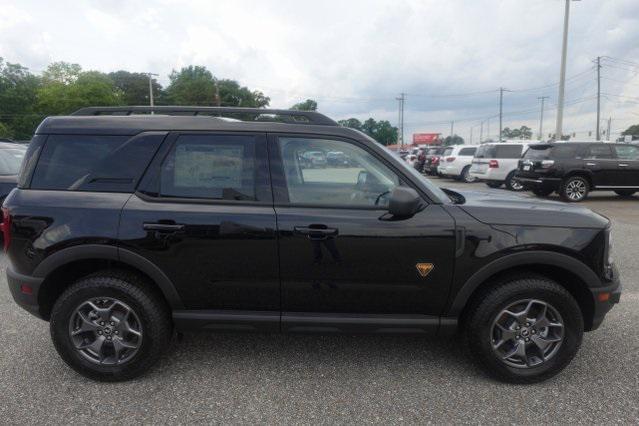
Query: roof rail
[[71, 106, 338, 126]]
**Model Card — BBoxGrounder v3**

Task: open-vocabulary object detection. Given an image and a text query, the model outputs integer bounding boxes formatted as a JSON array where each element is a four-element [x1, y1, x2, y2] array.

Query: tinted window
[[474, 145, 496, 158], [585, 144, 613, 159], [459, 147, 476, 156], [523, 146, 550, 160], [494, 145, 523, 159], [442, 148, 454, 157], [160, 134, 257, 200], [31, 134, 164, 192], [525, 144, 579, 160], [278, 137, 400, 207], [32, 135, 128, 189], [614, 145, 639, 160]]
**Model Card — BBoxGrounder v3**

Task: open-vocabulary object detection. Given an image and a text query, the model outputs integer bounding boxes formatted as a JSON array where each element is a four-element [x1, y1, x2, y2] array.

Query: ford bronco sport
[[4, 106, 620, 382]]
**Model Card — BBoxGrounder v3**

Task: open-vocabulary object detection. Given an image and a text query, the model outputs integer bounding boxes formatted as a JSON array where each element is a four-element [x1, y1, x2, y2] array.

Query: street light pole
[[537, 96, 549, 140], [147, 72, 159, 112], [555, 0, 576, 140]]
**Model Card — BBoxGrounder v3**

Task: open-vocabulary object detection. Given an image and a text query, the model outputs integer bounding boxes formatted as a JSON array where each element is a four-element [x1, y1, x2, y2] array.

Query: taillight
[[432, 157, 440, 165], [446, 157, 456, 162], [1, 207, 11, 252], [489, 160, 499, 168]]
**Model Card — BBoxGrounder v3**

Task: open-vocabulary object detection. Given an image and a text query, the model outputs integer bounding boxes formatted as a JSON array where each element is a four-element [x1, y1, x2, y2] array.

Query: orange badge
[[416, 263, 434, 278]]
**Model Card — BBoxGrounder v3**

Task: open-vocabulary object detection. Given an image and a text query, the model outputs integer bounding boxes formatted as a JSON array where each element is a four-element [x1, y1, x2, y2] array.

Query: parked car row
[[401, 140, 639, 202]]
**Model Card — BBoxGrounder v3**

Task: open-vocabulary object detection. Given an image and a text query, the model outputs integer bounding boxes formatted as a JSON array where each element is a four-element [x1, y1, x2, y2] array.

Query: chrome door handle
[[619, 163, 629, 167], [586, 162, 597, 166], [143, 223, 185, 232]]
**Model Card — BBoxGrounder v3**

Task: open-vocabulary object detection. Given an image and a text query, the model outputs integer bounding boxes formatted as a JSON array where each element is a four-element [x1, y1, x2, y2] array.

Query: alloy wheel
[[566, 179, 587, 201], [68, 297, 143, 365], [490, 299, 564, 369]]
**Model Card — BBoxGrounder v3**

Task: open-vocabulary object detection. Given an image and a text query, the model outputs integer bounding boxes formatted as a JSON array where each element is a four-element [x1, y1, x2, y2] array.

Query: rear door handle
[[619, 163, 629, 167], [143, 223, 185, 232], [294, 226, 338, 240], [586, 162, 597, 166]]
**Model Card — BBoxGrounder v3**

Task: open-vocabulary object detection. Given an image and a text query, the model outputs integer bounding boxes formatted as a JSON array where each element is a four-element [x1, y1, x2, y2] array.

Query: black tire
[[559, 175, 590, 202], [505, 172, 525, 191], [464, 275, 583, 384], [461, 165, 477, 183], [614, 190, 636, 197], [50, 270, 172, 382], [532, 188, 554, 197], [486, 181, 502, 189]]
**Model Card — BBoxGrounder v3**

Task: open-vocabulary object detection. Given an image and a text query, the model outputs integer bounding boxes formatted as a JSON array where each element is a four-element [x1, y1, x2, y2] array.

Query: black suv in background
[[4, 107, 620, 382], [515, 142, 639, 201]]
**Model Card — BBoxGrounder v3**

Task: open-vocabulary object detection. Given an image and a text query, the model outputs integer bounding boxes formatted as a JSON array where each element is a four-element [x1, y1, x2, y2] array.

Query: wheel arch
[[35, 244, 183, 320], [449, 251, 598, 331], [563, 170, 593, 187]]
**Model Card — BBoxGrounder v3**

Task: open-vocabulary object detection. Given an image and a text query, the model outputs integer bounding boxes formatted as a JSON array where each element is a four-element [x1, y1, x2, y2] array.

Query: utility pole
[[596, 56, 601, 140], [396, 93, 405, 149], [470, 126, 474, 144], [555, 0, 575, 140], [607, 117, 612, 141], [479, 121, 484, 143], [450, 120, 454, 137], [499, 88, 510, 142], [486, 118, 490, 142], [537, 96, 549, 140], [147, 73, 159, 107]]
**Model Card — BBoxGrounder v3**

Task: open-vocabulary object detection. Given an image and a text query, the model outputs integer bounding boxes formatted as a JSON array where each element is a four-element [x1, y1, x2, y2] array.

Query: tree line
[[0, 58, 399, 145]]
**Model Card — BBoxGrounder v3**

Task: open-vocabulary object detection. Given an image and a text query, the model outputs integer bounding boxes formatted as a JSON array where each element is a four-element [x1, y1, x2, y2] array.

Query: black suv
[[4, 107, 620, 382], [515, 142, 639, 202]]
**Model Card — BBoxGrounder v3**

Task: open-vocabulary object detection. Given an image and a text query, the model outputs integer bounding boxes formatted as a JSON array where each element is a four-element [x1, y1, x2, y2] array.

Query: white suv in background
[[437, 145, 479, 182], [470, 141, 536, 191]]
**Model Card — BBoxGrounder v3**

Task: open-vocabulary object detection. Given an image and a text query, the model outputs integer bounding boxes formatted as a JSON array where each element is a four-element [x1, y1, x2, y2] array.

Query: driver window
[[278, 137, 400, 207]]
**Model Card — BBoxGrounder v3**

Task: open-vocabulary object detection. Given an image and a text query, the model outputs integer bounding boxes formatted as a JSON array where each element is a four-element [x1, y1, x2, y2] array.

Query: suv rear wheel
[[559, 176, 589, 202], [614, 190, 636, 197], [505, 172, 525, 191], [50, 270, 172, 381], [461, 165, 476, 183], [465, 276, 583, 383]]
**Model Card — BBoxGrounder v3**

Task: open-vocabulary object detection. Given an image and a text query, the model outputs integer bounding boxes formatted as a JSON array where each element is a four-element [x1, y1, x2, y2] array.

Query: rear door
[[269, 134, 456, 333], [613, 144, 639, 187], [583, 144, 617, 187], [120, 132, 279, 323]]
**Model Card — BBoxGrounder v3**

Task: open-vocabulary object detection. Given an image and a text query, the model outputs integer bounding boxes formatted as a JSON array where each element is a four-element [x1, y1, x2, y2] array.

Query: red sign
[[413, 133, 440, 144]]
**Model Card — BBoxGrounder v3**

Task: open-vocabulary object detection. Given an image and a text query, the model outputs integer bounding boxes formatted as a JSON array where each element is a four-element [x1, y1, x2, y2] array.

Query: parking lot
[[0, 179, 637, 424]]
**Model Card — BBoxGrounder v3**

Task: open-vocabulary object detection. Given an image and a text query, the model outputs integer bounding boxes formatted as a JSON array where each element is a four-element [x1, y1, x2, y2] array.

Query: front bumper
[[7, 265, 45, 319], [588, 264, 622, 331]]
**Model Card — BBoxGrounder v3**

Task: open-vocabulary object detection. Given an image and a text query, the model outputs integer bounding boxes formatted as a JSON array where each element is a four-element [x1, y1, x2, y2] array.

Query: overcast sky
[[1, 0, 638, 141]]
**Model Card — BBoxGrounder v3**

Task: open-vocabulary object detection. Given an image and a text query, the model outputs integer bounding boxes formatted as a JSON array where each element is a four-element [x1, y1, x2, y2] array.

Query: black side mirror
[[388, 187, 422, 218]]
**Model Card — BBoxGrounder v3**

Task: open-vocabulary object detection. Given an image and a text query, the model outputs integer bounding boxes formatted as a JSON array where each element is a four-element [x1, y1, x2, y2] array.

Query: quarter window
[[278, 137, 401, 207], [160, 134, 257, 200]]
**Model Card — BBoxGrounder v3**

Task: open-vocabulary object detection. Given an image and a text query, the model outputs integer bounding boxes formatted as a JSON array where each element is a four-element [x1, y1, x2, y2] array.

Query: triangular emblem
[[416, 263, 434, 278]]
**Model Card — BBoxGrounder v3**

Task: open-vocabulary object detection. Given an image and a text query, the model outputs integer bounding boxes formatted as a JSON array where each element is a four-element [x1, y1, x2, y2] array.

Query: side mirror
[[388, 187, 422, 218]]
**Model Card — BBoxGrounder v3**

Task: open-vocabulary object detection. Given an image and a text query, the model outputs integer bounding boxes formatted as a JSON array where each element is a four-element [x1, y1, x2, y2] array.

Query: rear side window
[[31, 133, 165, 192], [474, 145, 495, 158], [585, 144, 613, 159], [494, 145, 523, 159], [159, 134, 257, 200], [459, 147, 476, 156], [524, 144, 577, 160], [442, 148, 454, 157], [614, 144, 639, 160]]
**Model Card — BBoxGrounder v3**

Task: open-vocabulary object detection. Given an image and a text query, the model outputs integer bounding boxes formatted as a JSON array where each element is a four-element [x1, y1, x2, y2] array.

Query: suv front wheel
[[50, 270, 172, 381], [465, 275, 583, 383], [559, 176, 590, 202]]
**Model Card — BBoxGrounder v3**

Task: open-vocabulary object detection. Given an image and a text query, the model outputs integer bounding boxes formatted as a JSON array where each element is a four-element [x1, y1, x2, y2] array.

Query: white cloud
[[0, 0, 637, 140]]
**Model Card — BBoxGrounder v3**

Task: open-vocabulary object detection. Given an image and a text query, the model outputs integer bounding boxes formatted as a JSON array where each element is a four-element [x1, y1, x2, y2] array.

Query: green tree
[[0, 122, 12, 138], [290, 99, 317, 111], [217, 79, 269, 108], [443, 135, 465, 145], [109, 71, 162, 105], [339, 117, 397, 145], [621, 124, 639, 140], [165, 66, 216, 105], [502, 125, 533, 140], [0, 58, 42, 139], [37, 65, 120, 116]]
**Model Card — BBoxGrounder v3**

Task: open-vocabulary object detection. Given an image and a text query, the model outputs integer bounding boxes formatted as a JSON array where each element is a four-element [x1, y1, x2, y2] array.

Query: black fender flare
[[33, 244, 184, 309], [447, 250, 600, 317]]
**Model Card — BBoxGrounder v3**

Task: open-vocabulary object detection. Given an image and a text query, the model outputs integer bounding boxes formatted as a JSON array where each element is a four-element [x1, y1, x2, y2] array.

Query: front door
[[269, 134, 456, 333], [120, 132, 279, 320]]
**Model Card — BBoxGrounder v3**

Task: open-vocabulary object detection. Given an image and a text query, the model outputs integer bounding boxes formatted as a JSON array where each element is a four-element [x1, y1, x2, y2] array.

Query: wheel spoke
[[531, 334, 561, 353], [112, 337, 137, 360], [71, 311, 99, 335], [77, 335, 107, 361]]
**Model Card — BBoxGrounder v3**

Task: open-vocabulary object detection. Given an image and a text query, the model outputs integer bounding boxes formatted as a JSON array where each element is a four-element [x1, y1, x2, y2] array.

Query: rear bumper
[[588, 264, 622, 331], [7, 265, 45, 320], [514, 176, 562, 191]]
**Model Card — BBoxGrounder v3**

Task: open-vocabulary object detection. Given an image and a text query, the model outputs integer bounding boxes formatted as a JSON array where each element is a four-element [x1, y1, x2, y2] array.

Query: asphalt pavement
[[0, 179, 637, 424]]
